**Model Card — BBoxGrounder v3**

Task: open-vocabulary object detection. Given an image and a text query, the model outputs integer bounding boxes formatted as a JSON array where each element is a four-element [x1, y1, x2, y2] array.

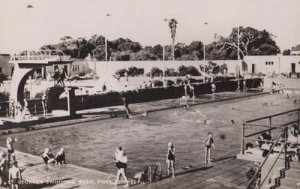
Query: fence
[[240, 108, 300, 188]]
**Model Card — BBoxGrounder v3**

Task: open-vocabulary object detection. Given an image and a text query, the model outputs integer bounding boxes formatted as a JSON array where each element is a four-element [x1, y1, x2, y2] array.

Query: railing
[[241, 108, 300, 189], [241, 108, 300, 155], [0, 99, 47, 118], [10, 50, 71, 62], [246, 128, 288, 189]]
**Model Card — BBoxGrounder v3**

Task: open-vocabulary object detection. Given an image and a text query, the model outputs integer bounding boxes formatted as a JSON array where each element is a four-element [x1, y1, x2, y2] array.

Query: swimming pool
[[0, 93, 298, 177]]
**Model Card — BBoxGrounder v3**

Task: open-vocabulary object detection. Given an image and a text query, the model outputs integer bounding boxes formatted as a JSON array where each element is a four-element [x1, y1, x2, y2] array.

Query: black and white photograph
[[0, 0, 300, 188]]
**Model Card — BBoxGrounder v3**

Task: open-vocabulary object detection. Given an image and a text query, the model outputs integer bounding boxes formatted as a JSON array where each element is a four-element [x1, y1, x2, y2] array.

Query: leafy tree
[[215, 27, 280, 59], [178, 65, 201, 76], [114, 69, 127, 77], [148, 67, 163, 77], [282, 49, 291, 55], [127, 66, 144, 76], [164, 68, 179, 77]]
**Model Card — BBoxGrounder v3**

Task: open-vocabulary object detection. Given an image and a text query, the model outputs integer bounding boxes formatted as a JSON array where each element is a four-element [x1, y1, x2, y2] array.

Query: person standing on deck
[[204, 132, 215, 164], [6, 137, 17, 166], [8, 161, 22, 189], [166, 142, 176, 177]]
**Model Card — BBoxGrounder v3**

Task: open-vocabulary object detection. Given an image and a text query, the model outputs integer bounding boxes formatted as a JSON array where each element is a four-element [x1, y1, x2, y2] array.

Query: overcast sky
[[0, 0, 300, 53]]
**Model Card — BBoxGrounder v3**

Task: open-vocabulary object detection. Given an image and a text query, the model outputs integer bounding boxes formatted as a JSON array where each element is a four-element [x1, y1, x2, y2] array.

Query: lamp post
[[26, 4, 34, 58], [105, 13, 111, 62], [203, 22, 208, 61]]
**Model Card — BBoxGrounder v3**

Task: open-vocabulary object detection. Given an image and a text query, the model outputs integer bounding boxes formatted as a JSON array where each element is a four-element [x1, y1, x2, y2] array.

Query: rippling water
[[0, 94, 298, 177]]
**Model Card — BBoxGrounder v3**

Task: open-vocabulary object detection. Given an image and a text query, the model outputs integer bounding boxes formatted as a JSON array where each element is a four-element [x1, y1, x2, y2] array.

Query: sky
[[0, 0, 300, 54]]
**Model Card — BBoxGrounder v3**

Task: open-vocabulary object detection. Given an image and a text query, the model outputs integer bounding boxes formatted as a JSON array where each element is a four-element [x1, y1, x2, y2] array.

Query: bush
[[164, 68, 179, 77], [114, 69, 128, 77], [178, 65, 201, 76], [175, 78, 186, 85], [152, 80, 163, 87], [148, 67, 163, 77], [127, 66, 144, 77], [165, 80, 175, 87]]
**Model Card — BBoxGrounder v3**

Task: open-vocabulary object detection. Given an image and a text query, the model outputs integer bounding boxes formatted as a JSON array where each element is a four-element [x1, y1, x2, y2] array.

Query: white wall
[[244, 55, 300, 75], [87, 60, 240, 79]]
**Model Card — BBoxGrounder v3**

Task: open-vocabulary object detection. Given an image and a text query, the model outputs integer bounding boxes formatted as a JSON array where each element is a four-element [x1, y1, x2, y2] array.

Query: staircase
[[278, 161, 300, 189]]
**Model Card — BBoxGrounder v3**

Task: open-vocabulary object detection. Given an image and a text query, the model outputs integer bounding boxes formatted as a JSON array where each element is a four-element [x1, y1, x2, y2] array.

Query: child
[[55, 148, 66, 168], [204, 132, 215, 164], [134, 166, 150, 184], [166, 142, 175, 177]]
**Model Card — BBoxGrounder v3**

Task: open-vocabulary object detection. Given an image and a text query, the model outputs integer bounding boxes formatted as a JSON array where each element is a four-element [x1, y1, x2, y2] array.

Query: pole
[[203, 44, 206, 61], [105, 37, 108, 61], [163, 45, 165, 61], [237, 26, 240, 80], [241, 123, 245, 154]]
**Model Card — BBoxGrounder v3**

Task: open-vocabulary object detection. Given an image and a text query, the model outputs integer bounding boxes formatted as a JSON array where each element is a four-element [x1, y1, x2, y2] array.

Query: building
[[0, 54, 14, 78], [244, 55, 300, 76], [291, 45, 300, 55]]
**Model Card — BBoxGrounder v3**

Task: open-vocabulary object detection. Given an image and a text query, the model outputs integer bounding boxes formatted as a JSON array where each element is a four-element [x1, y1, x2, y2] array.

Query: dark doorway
[[252, 64, 255, 74], [291, 63, 296, 73]]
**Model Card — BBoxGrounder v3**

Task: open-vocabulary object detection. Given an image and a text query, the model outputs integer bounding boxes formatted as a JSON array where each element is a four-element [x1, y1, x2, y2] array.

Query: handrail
[[10, 50, 71, 62], [259, 138, 286, 188], [246, 108, 300, 123], [246, 129, 286, 189], [244, 120, 299, 138]]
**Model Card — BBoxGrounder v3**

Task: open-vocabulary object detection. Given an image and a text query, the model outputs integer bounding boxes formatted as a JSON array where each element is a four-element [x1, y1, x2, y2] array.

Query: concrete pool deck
[[0, 147, 116, 189], [0, 147, 253, 189]]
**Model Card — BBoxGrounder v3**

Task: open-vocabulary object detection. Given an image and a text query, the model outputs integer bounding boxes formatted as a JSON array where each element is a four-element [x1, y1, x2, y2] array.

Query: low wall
[[4, 78, 261, 116], [66, 78, 262, 111]]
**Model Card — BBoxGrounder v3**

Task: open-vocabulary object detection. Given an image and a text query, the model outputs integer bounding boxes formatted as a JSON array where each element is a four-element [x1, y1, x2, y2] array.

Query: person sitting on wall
[[134, 166, 150, 184], [55, 148, 66, 168], [42, 148, 56, 165]]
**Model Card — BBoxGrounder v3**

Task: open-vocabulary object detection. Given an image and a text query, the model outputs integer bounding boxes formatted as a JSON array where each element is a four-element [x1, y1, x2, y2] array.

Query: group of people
[[114, 132, 215, 187], [42, 147, 66, 169], [0, 137, 22, 189], [9, 99, 31, 120], [245, 125, 300, 161]]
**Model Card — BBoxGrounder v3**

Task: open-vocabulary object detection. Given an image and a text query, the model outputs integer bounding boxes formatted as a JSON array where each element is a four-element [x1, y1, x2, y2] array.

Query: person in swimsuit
[[114, 147, 129, 187], [6, 137, 17, 166], [204, 132, 215, 164], [166, 142, 175, 177], [55, 148, 66, 168], [120, 94, 132, 119], [42, 148, 56, 164], [8, 161, 22, 189], [211, 82, 216, 94]]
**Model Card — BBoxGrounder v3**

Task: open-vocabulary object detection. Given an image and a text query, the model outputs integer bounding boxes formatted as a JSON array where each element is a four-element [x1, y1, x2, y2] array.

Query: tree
[[178, 65, 201, 76], [282, 49, 291, 55], [164, 68, 179, 77], [215, 27, 280, 59], [148, 67, 163, 77], [168, 18, 178, 60], [127, 66, 144, 76]]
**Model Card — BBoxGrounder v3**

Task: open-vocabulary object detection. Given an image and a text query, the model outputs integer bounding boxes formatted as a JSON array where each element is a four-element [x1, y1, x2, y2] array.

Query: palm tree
[[168, 18, 178, 60]]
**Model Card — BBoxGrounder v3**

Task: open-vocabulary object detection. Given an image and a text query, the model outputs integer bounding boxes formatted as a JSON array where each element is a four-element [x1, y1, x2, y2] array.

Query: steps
[[278, 161, 300, 189]]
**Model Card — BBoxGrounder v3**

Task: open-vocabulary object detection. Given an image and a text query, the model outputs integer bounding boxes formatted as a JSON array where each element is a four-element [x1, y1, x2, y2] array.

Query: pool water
[[0, 93, 298, 178]]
